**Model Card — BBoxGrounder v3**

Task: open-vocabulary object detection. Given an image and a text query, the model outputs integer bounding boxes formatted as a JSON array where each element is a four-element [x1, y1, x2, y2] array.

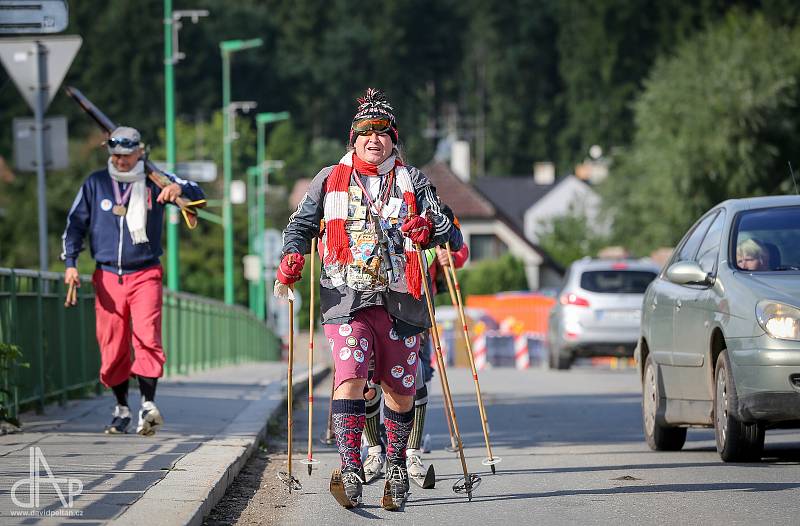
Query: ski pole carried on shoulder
[[64, 86, 207, 229], [415, 244, 480, 500], [300, 238, 321, 476], [443, 241, 501, 474]]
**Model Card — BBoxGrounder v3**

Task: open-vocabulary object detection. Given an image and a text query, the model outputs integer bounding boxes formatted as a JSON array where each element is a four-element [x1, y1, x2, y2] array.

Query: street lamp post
[[163, 2, 208, 291], [220, 38, 262, 304], [252, 112, 290, 320], [163, 2, 206, 382]]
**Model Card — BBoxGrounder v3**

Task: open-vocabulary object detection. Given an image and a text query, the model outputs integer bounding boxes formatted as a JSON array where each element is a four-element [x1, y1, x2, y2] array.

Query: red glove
[[277, 253, 305, 285], [401, 215, 433, 245]]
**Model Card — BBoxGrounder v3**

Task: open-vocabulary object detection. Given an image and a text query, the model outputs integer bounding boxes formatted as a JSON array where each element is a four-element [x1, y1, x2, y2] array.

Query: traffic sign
[[0, 35, 82, 112], [13, 115, 68, 171], [262, 229, 283, 267], [0, 1, 69, 34]]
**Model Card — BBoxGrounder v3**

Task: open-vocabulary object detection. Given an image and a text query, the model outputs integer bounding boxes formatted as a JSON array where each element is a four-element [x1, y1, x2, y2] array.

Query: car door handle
[[676, 299, 682, 310], [651, 297, 657, 310]]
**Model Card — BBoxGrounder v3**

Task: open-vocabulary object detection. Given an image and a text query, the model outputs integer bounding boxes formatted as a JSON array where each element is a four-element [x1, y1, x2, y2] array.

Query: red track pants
[[93, 266, 166, 387]]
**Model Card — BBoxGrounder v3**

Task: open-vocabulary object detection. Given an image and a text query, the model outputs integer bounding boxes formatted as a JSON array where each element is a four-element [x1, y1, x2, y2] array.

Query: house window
[[469, 234, 507, 261]]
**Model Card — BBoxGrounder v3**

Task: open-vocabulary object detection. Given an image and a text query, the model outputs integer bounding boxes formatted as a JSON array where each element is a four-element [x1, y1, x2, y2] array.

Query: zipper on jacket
[[117, 216, 124, 284]]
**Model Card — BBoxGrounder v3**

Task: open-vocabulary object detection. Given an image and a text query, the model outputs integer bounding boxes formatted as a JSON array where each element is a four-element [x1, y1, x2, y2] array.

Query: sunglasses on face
[[352, 118, 392, 136], [107, 137, 140, 149]]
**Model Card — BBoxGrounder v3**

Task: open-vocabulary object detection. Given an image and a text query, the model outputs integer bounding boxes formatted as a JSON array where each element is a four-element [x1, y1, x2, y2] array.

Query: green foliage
[[1, 0, 796, 306], [455, 254, 528, 297], [536, 203, 609, 267], [0, 342, 27, 429], [554, 0, 732, 170], [602, 12, 800, 253]]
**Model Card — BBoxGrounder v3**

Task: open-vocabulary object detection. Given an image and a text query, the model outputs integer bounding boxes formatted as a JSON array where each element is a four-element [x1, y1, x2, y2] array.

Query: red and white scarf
[[322, 150, 422, 299]]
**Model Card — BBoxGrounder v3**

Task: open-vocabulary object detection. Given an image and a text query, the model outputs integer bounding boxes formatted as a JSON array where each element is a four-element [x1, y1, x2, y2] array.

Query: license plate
[[596, 309, 641, 323]]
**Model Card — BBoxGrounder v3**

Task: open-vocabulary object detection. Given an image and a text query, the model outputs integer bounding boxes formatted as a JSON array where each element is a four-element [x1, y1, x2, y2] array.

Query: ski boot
[[406, 448, 435, 489], [381, 462, 409, 511], [363, 445, 385, 483], [330, 467, 364, 508]]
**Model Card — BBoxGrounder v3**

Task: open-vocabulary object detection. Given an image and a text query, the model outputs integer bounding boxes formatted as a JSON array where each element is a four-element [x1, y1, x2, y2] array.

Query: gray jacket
[[281, 164, 453, 333]]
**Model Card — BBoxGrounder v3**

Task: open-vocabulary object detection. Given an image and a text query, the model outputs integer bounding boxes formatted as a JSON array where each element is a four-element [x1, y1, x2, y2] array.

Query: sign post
[[0, 35, 82, 271], [33, 41, 48, 272]]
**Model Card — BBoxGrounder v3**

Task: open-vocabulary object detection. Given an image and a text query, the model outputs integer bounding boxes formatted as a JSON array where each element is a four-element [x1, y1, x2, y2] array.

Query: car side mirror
[[666, 261, 712, 286]]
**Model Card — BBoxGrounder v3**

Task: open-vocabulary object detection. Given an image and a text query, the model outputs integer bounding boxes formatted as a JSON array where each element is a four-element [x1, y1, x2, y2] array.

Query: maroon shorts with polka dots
[[324, 306, 421, 396]]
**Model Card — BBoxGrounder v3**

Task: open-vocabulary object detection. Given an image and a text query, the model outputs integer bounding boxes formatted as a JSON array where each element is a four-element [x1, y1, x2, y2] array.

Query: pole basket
[[299, 457, 320, 476], [452, 473, 481, 499], [277, 471, 302, 491]]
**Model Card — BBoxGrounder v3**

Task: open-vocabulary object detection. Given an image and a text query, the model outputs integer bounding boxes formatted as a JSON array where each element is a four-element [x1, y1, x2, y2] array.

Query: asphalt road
[[257, 364, 800, 525]]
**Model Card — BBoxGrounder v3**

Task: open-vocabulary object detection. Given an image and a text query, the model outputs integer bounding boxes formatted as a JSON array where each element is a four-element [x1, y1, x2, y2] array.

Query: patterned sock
[[407, 383, 428, 450], [384, 405, 414, 466], [332, 399, 366, 471], [363, 384, 383, 448]]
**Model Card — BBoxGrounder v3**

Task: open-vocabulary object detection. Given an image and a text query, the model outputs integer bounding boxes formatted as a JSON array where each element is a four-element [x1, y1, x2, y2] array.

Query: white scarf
[[108, 159, 149, 244]]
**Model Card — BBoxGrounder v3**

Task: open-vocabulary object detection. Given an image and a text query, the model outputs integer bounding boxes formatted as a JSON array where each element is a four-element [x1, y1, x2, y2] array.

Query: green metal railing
[[0, 268, 280, 417]]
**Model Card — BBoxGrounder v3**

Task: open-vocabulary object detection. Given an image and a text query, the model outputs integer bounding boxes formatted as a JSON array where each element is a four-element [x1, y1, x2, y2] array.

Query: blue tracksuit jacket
[[61, 168, 205, 276]]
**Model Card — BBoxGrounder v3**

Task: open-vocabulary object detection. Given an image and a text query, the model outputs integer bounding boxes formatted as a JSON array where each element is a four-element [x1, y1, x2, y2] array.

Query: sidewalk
[[0, 359, 328, 525]]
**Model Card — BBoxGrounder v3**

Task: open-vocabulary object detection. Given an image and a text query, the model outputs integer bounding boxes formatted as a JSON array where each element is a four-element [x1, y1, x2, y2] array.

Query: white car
[[547, 258, 660, 369]]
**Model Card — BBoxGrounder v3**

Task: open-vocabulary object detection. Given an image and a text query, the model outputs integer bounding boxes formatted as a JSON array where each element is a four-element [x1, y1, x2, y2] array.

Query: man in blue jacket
[[61, 126, 205, 436]]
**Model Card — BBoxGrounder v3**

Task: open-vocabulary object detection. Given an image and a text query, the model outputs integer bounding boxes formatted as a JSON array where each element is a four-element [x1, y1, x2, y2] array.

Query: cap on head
[[107, 126, 142, 155], [349, 88, 398, 145]]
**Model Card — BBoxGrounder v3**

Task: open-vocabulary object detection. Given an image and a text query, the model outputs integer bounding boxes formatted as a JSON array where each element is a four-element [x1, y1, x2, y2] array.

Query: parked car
[[547, 258, 660, 370], [637, 196, 800, 462]]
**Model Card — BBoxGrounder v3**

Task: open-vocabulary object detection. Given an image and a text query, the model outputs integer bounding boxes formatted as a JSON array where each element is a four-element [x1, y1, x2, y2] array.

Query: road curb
[[113, 364, 329, 526]]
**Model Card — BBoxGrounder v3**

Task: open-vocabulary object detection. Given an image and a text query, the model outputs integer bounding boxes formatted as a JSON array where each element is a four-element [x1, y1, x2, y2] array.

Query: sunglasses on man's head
[[107, 137, 140, 149], [352, 118, 392, 136]]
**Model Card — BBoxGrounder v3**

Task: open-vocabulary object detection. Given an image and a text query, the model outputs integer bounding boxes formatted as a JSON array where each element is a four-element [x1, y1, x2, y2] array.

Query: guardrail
[[0, 268, 281, 417]]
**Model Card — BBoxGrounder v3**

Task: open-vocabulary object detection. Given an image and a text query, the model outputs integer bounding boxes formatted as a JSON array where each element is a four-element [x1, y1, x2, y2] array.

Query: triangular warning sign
[[0, 35, 82, 113]]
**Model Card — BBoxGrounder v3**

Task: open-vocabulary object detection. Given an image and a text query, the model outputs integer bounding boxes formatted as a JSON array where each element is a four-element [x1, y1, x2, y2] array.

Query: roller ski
[[406, 448, 435, 489], [381, 462, 410, 511], [330, 468, 364, 508]]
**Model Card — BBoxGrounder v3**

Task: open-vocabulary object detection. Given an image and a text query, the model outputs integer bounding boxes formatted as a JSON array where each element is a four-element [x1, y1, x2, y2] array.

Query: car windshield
[[733, 206, 800, 272], [579, 270, 657, 293]]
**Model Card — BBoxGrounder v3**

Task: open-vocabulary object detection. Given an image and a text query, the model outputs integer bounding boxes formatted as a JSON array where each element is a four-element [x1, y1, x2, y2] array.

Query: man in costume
[[275, 89, 454, 510], [62, 126, 205, 436]]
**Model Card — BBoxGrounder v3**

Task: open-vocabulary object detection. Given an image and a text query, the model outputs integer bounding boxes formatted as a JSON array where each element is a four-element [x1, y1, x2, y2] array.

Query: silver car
[[637, 196, 800, 462], [547, 258, 660, 370]]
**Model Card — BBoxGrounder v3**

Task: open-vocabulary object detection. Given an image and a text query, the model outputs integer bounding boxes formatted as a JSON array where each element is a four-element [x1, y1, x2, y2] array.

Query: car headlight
[[756, 300, 800, 341]]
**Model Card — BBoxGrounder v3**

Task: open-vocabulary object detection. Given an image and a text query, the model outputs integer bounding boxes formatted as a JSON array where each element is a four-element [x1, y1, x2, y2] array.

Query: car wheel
[[642, 354, 687, 451], [714, 350, 765, 462], [549, 345, 572, 370]]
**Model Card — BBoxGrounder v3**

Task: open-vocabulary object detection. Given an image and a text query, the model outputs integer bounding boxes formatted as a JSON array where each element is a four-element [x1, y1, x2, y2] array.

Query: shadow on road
[[406, 480, 800, 508]]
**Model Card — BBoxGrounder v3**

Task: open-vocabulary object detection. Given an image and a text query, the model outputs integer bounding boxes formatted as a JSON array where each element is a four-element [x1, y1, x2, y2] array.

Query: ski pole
[[444, 242, 501, 474], [415, 245, 480, 500], [278, 288, 302, 492], [300, 238, 320, 476]]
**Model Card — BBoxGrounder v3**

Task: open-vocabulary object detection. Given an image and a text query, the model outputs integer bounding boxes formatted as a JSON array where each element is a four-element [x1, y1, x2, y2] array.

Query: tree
[[455, 254, 528, 297], [602, 12, 800, 253], [536, 203, 609, 267]]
